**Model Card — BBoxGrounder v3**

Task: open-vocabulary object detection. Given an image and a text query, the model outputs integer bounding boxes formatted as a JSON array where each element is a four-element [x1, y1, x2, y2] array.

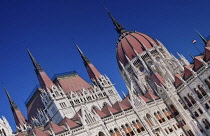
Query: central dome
[[116, 31, 160, 67], [106, 9, 160, 68]]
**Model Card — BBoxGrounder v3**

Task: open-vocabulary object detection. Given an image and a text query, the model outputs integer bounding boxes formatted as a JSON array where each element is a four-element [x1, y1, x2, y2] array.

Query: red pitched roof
[[183, 65, 193, 80], [29, 127, 49, 136], [174, 73, 183, 88], [121, 96, 132, 109], [59, 117, 80, 129], [139, 95, 151, 102], [193, 56, 203, 71], [54, 73, 92, 93], [113, 102, 130, 111], [101, 105, 118, 115], [112, 102, 122, 112], [71, 109, 82, 123], [94, 108, 108, 118], [144, 88, 159, 100], [151, 73, 165, 86], [204, 47, 210, 61], [45, 122, 65, 134]]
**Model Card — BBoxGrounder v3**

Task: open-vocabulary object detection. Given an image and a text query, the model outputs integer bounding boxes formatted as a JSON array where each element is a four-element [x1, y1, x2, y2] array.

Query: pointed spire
[[188, 52, 194, 60], [26, 48, 54, 89], [2, 84, 27, 131], [194, 28, 207, 45], [75, 43, 101, 81], [75, 43, 91, 66], [106, 8, 126, 34], [27, 48, 43, 71], [3, 84, 18, 111]]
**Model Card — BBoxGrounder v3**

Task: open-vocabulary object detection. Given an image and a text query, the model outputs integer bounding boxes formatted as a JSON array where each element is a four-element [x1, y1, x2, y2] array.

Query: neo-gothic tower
[[4, 86, 30, 133], [2, 9, 209, 136], [75, 44, 122, 104], [26, 46, 122, 126], [27, 48, 74, 124], [107, 9, 203, 136]]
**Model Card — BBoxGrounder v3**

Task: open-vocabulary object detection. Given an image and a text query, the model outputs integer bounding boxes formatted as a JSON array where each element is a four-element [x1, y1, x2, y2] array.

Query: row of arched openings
[[146, 108, 174, 128], [69, 92, 107, 105], [184, 94, 196, 107], [183, 85, 208, 108], [194, 85, 207, 99], [109, 120, 145, 136], [204, 77, 210, 90]]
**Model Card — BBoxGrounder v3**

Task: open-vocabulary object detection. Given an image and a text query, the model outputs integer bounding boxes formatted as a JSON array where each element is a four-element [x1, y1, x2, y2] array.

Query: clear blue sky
[[0, 0, 209, 130]]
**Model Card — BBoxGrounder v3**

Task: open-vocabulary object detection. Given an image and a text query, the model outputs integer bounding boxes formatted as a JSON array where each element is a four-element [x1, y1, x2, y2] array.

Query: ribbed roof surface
[[117, 31, 159, 66]]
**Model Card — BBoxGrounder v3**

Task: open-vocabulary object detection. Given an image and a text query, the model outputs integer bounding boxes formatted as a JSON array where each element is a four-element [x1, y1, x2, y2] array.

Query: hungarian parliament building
[[1, 10, 210, 136]]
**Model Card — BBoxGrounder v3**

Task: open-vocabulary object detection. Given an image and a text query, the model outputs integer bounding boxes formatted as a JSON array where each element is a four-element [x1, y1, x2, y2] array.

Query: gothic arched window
[[158, 111, 165, 122], [198, 85, 207, 96], [114, 128, 120, 136], [184, 97, 192, 107], [194, 88, 203, 99], [194, 111, 199, 117], [187, 129, 194, 136], [203, 119, 210, 129], [98, 132, 105, 136], [188, 94, 196, 105], [170, 105, 179, 116], [122, 124, 134, 135], [146, 114, 154, 126], [205, 103, 210, 109], [205, 79, 210, 89]]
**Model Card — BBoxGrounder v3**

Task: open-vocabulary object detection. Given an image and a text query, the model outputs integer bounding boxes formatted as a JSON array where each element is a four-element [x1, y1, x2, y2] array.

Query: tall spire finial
[[26, 48, 54, 89], [2, 84, 18, 111], [188, 52, 194, 60], [194, 28, 207, 45], [26, 48, 43, 71], [75, 43, 101, 81], [2, 84, 27, 131], [75, 43, 91, 66], [106, 8, 126, 34]]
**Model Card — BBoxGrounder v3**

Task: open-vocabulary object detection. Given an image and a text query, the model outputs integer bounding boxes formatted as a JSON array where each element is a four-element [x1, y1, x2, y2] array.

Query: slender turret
[[75, 43, 101, 81], [27, 48, 54, 89], [195, 28, 207, 45], [3, 86, 27, 131], [106, 8, 126, 34]]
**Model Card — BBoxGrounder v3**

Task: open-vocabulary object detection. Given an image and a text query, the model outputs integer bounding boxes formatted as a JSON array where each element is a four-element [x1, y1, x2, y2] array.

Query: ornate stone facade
[[2, 10, 210, 136], [0, 116, 13, 136]]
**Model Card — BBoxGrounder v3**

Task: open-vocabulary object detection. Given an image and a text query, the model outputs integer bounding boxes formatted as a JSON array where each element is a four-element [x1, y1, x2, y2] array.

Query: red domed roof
[[116, 31, 160, 67], [106, 10, 160, 67]]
